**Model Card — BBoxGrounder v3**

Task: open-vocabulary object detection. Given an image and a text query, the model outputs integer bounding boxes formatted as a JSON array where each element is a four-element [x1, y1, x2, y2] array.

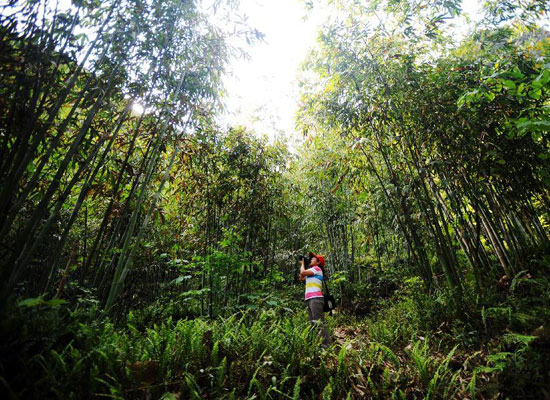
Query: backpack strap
[[322, 276, 332, 298], [322, 278, 334, 315]]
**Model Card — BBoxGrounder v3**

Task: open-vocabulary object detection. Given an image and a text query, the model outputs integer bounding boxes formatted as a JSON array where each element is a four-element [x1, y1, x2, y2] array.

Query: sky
[[216, 0, 329, 148], [216, 0, 483, 148]]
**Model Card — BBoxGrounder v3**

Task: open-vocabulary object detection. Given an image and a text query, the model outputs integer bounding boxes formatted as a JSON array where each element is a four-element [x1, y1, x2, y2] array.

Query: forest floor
[[2, 276, 550, 399]]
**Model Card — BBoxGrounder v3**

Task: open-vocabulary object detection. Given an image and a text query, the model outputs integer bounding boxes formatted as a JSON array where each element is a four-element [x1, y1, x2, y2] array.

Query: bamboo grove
[[297, 0, 550, 302], [1, 0, 550, 398], [0, 0, 278, 316], [1, 0, 550, 326]]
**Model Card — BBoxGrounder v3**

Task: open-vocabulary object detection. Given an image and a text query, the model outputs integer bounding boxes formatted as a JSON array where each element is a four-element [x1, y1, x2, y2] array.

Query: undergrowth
[[1, 267, 550, 399]]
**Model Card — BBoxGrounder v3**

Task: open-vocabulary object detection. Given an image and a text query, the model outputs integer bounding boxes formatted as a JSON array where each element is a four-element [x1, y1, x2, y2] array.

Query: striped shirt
[[304, 266, 324, 300]]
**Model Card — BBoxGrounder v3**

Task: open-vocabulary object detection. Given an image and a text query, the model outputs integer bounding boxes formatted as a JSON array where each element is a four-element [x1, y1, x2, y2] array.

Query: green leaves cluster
[[297, 0, 550, 297]]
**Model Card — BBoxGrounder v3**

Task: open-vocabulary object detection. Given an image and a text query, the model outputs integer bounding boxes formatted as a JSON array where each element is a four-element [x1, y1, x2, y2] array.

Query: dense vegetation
[[1, 0, 550, 398]]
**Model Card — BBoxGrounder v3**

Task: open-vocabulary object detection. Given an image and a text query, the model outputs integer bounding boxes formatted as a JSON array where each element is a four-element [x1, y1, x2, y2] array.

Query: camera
[[299, 255, 311, 268]]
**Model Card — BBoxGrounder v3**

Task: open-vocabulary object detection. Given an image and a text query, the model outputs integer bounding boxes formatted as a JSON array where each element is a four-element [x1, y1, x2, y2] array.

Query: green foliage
[[1, 301, 333, 398], [17, 296, 68, 308], [1, 1, 550, 399], [3, 256, 550, 399]]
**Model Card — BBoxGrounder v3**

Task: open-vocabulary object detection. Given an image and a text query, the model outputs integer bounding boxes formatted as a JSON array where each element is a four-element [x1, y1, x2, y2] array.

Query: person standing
[[300, 252, 331, 348]]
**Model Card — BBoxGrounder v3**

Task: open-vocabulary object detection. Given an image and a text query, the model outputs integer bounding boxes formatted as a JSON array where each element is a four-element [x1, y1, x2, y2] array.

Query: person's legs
[[308, 298, 331, 348], [307, 300, 313, 322]]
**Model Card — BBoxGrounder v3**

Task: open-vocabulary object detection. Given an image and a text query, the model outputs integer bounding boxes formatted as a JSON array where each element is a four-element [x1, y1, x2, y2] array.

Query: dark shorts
[[306, 297, 330, 348], [306, 297, 325, 321]]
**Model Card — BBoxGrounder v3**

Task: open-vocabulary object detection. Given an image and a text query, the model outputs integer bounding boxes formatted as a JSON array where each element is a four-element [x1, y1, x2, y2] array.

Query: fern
[[502, 332, 537, 346], [292, 376, 301, 400], [247, 365, 264, 399], [184, 372, 202, 400], [476, 352, 512, 373], [216, 356, 227, 392], [468, 370, 477, 399], [211, 340, 220, 366]]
